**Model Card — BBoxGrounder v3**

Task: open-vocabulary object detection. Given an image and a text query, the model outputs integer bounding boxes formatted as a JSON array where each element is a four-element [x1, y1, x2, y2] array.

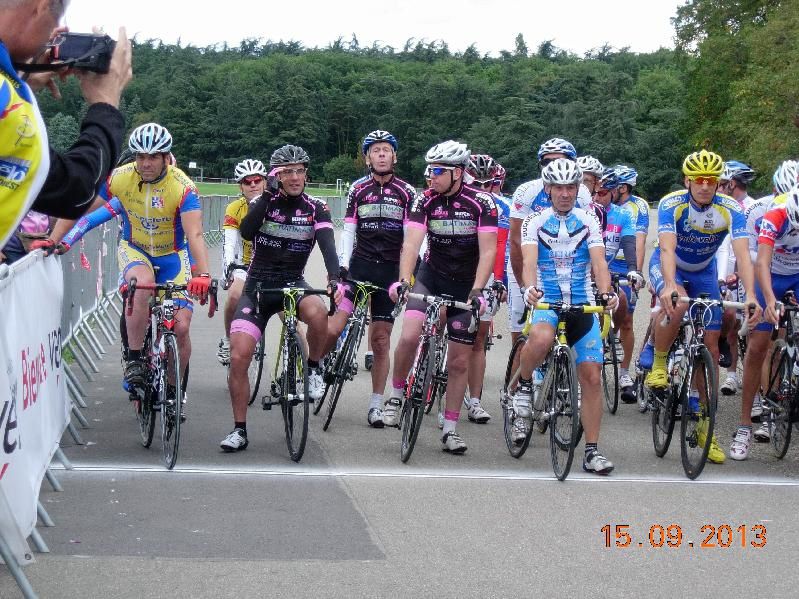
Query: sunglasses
[[689, 176, 719, 186], [280, 167, 307, 177], [595, 188, 612, 197], [429, 166, 456, 176], [473, 179, 493, 188], [539, 157, 560, 168], [241, 177, 263, 186]]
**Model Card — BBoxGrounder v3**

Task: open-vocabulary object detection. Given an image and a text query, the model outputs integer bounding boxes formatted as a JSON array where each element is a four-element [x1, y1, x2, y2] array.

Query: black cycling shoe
[[124, 359, 147, 391], [364, 352, 374, 371]]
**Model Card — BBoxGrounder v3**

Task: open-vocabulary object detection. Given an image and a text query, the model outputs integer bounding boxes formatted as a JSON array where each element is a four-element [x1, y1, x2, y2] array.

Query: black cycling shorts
[[230, 278, 316, 341], [345, 256, 399, 324], [407, 263, 475, 346]]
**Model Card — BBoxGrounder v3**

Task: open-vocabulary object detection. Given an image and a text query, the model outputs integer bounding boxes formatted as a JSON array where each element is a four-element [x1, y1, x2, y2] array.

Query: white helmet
[[576, 155, 604, 176], [425, 140, 470, 167], [785, 185, 799, 229], [773, 160, 799, 195], [234, 158, 267, 182], [542, 158, 582, 185], [128, 123, 173, 154]]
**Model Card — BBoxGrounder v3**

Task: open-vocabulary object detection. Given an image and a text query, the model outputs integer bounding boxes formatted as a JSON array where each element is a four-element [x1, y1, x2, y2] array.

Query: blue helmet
[[614, 165, 638, 187], [362, 130, 398, 155], [722, 160, 756, 185], [537, 137, 577, 161], [599, 168, 621, 190]]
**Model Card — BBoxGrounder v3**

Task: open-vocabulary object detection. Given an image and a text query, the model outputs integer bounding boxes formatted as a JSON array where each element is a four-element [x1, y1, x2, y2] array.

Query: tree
[[514, 34, 528, 58], [322, 154, 360, 183], [46, 113, 80, 153]]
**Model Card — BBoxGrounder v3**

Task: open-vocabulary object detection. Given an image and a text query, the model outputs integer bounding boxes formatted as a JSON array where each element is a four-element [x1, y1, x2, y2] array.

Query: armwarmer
[[620, 235, 638, 273], [223, 228, 243, 271], [316, 226, 341, 280], [493, 227, 509, 280], [239, 195, 268, 241], [61, 199, 120, 247], [339, 221, 356, 269]]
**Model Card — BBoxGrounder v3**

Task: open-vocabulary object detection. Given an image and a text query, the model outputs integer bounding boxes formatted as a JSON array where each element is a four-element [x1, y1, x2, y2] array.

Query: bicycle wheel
[[323, 319, 362, 431], [651, 382, 678, 457], [549, 346, 579, 481], [400, 337, 435, 463], [159, 334, 182, 470], [680, 345, 717, 479], [766, 340, 792, 459], [247, 337, 265, 406], [426, 334, 448, 414], [282, 330, 309, 462], [602, 330, 619, 414], [135, 390, 156, 448], [502, 336, 532, 458]]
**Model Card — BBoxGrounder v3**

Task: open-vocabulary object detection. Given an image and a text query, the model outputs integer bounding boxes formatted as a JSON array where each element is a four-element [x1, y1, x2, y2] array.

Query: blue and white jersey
[[521, 207, 604, 304], [657, 190, 747, 272], [510, 178, 593, 221], [494, 193, 512, 231], [745, 194, 773, 262], [610, 194, 649, 271], [604, 202, 636, 269]]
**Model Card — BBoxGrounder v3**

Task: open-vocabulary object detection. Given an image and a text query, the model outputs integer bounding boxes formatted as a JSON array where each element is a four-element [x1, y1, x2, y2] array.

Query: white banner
[[0, 252, 69, 565]]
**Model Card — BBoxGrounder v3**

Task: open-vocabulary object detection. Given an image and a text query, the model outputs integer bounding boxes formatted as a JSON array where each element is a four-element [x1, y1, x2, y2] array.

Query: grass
[[196, 181, 343, 197]]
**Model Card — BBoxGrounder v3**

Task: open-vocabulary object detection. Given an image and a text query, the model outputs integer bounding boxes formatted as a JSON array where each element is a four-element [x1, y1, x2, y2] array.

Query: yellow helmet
[[682, 150, 724, 178]]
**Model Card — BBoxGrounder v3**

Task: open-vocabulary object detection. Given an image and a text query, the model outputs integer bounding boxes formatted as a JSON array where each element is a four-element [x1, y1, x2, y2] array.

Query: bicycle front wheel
[[549, 346, 579, 481], [323, 319, 362, 431], [766, 340, 792, 459], [602, 330, 619, 414], [135, 391, 156, 448], [426, 335, 448, 414], [247, 337, 265, 406], [680, 345, 717, 480], [282, 331, 310, 462], [502, 335, 532, 458], [651, 382, 678, 458], [401, 337, 435, 463], [160, 334, 182, 470]]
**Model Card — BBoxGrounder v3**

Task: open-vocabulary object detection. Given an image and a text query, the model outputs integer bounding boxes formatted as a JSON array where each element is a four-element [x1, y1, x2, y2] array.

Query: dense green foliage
[[38, 1, 799, 200]]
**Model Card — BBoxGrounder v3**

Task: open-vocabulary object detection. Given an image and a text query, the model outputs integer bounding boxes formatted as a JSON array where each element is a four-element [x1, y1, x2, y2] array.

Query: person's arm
[[316, 227, 340, 280], [731, 237, 761, 325], [493, 227, 509, 281], [239, 194, 268, 241], [509, 217, 524, 283], [620, 235, 638, 273], [339, 185, 358, 269], [635, 199, 650, 272], [59, 198, 122, 249], [222, 228, 243, 270], [474, 231, 497, 292], [181, 210, 209, 275], [756, 244, 778, 324], [399, 226, 425, 282]]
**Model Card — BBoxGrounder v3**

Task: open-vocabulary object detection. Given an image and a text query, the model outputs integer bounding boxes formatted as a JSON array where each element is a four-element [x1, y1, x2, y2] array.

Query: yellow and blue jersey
[[657, 190, 747, 272]]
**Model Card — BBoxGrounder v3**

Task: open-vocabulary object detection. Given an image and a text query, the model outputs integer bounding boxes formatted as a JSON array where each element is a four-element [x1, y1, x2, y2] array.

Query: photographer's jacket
[[0, 41, 125, 247]]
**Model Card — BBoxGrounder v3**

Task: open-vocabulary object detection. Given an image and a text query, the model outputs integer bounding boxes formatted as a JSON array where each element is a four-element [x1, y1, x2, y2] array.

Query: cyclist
[[386, 140, 497, 453], [732, 186, 799, 459], [513, 158, 619, 474], [461, 153, 511, 424], [577, 155, 605, 195], [221, 145, 341, 452], [609, 165, 649, 402], [217, 159, 268, 365], [716, 161, 756, 392], [508, 138, 592, 346], [645, 150, 761, 465], [591, 170, 640, 282], [49, 123, 211, 400], [336, 130, 417, 428]]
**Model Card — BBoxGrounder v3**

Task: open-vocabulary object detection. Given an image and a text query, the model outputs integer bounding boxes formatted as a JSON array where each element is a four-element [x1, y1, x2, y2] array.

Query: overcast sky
[[63, 0, 683, 56]]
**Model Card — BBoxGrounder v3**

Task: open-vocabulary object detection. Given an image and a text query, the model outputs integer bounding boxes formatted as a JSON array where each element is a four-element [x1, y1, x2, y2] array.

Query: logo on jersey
[[269, 208, 286, 223], [151, 196, 164, 209]]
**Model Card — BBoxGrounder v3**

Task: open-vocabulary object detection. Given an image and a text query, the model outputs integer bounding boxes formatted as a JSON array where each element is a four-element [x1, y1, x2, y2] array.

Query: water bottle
[[532, 367, 544, 412], [670, 348, 685, 381], [688, 389, 700, 418]]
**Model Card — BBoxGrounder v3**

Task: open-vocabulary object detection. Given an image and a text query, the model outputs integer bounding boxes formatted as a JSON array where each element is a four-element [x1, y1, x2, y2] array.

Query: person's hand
[[659, 284, 678, 320], [626, 271, 644, 292], [468, 290, 487, 316], [327, 279, 344, 306], [743, 299, 762, 329], [29, 238, 56, 254], [764, 300, 781, 326], [76, 27, 132, 108], [523, 286, 542, 308], [22, 26, 70, 97], [55, 241, 71, 255], [601, 292, 619, 312], [389, 280, 408, 304], [187, 274, 211, 303]]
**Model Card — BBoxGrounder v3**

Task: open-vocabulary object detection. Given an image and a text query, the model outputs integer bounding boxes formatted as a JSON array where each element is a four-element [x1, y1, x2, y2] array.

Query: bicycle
[[600, 275, 635, 415], [392, 290, 479, 463], [223, 262, 265, 406], [122, 277, 218, 469], [253, 282, 335, 462], [315, 278, 383, 431], [647, 292, 749, 480], [762, 291, 799, 458], [501, 300, 609, 480]]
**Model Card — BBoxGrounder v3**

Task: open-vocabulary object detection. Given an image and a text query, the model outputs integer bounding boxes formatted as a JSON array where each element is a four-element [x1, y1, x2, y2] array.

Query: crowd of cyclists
[[33, 120, 799, 475]]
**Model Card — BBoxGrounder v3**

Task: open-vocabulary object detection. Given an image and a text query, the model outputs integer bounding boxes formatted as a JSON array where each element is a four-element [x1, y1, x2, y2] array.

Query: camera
[[49, 33, 116, 73]]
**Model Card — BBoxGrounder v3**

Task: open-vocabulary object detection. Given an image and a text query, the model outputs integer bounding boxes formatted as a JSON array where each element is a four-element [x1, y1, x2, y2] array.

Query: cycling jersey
[[406, 184, 498, 282], [520, 207, 604, 304], [343, 174, 416, 263], [745, 194, 773, 261], [240, 190, 337, 282], [758, 197, 799, 276], [610, 194, 649, 272], [222, 196, 254, 265], [656, 190, 747, 272], [97, 163, 201, 257], [493, 193, 512, 282], [603, 202, 635, 268], [509, 178, 592, 221]]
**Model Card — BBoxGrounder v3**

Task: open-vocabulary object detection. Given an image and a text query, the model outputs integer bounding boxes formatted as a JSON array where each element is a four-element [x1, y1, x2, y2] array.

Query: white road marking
[[50, 464, 799, 487]]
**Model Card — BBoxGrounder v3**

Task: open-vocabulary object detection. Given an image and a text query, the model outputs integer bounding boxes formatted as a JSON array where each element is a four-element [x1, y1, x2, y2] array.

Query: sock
[[653, 350, 667, 371], [467, 396, 481, 408], [443, 410, 459, 436], [128, 349, 142, 361], [390, 378, 405, 400], [235, 422, 247, 435], [308, 359, 319, 369], [620, 367, 629, 379], [585, 442, 598, 456], [365, 350, 373, 357], [370, 393, 383, 410]]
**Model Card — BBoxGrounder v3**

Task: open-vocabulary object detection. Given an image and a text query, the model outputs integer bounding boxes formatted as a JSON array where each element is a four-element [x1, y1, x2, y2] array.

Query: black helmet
[[270, 144, 310, 167]]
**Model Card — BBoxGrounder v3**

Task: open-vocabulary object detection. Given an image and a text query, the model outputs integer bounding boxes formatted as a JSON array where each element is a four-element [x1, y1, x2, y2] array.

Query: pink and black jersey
[[345, 175, 416, 263], [406, 184, 498, 282], [242, 191, 334, 281]]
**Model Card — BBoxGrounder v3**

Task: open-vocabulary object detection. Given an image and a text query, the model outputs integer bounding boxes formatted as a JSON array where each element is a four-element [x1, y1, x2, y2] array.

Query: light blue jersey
[[610, 194, 649, 272], [604, 202, 636, 269]]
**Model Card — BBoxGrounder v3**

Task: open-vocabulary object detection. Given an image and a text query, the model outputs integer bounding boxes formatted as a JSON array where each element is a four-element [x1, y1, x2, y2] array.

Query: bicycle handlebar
[[122, 277, 219, 318], [254, 284, 337, 316]]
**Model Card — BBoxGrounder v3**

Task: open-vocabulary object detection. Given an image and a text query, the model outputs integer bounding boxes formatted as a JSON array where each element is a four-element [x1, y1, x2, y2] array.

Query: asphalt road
[[4, 228, 799, 599]]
